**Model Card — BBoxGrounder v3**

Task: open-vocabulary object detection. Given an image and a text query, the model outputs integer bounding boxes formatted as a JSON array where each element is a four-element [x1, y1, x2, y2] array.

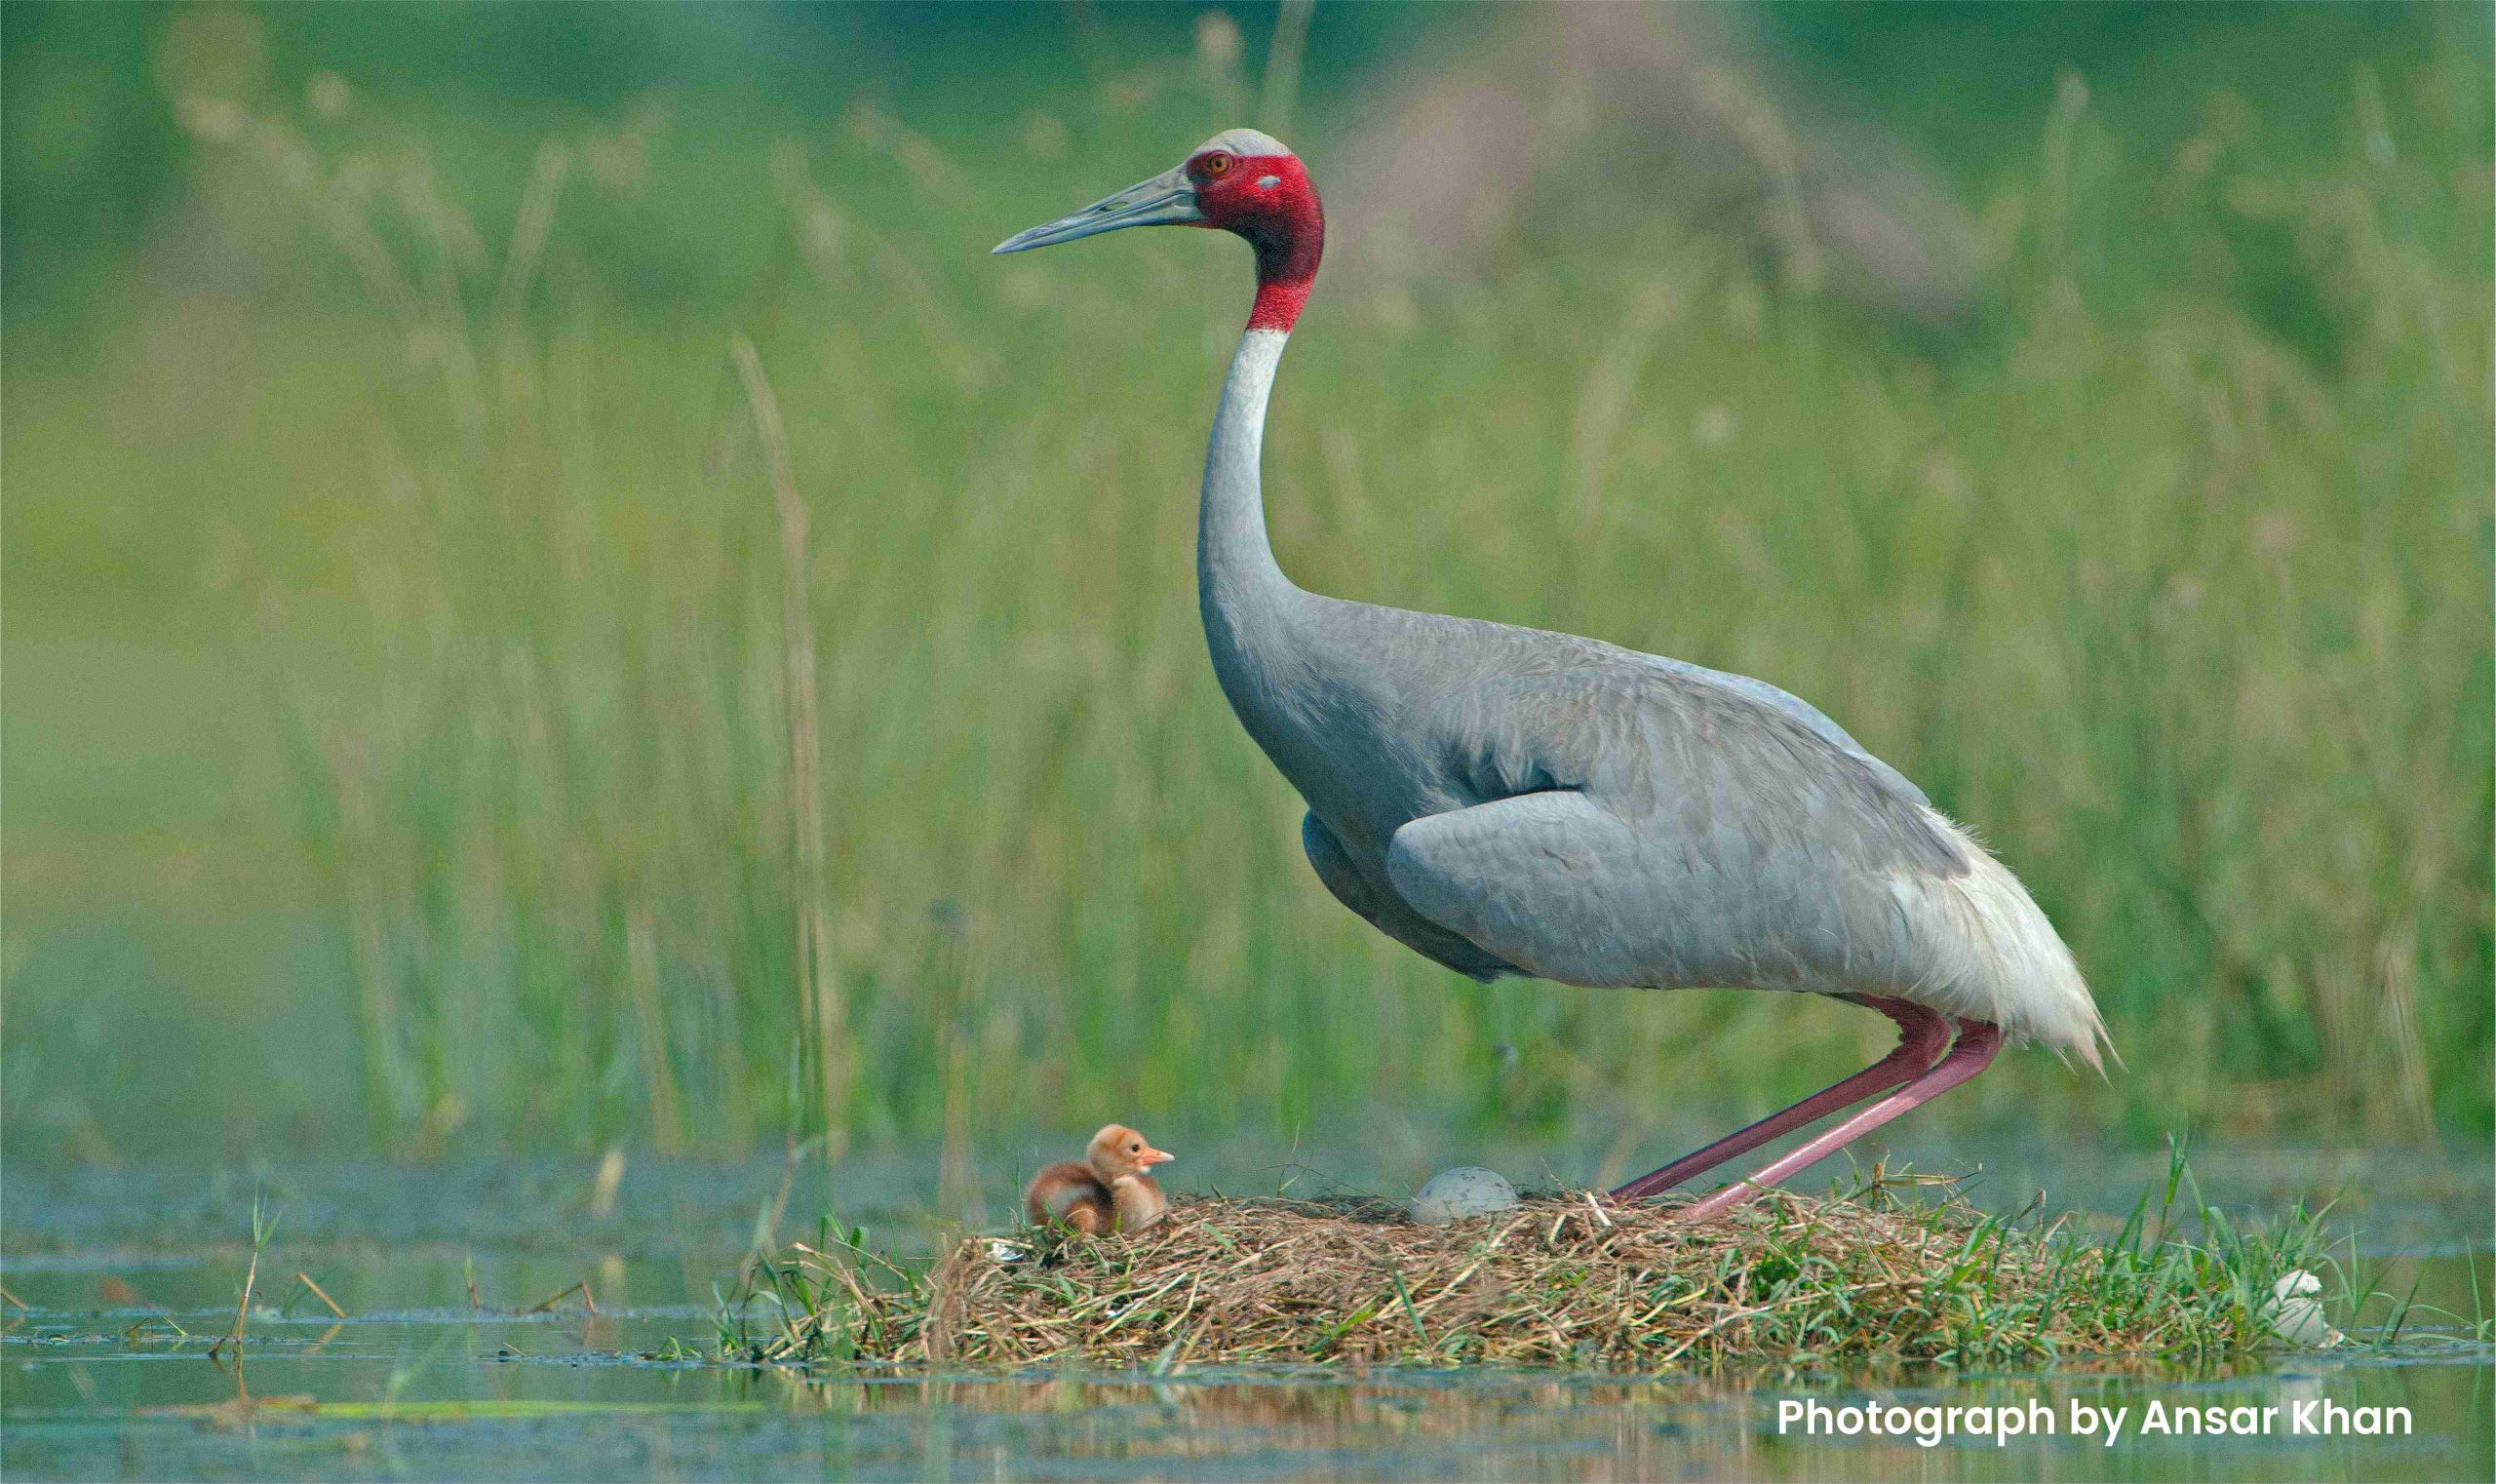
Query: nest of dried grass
[[725, 1176, 2314, 1371]]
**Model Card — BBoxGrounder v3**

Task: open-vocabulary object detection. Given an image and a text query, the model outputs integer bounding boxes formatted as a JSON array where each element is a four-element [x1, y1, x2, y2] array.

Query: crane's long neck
[[1197, 326, 1313, 732], [1193, 150, 1329, 764], [1200, 328, 1291, 607]]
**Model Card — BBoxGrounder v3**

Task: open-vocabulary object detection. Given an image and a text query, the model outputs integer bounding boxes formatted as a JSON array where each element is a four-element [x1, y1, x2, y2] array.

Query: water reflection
[[3, 1156, 2487, 1482], [9, 1328, 2488, 1482]]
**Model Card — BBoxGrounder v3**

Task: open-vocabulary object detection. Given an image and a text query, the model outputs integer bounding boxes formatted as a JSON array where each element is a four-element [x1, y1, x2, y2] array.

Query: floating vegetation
[[721, 1161, 2345, 1372]]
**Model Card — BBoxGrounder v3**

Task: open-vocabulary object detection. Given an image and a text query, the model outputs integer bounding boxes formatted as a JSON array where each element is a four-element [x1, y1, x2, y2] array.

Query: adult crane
[[994, 130, 2110, 1219]]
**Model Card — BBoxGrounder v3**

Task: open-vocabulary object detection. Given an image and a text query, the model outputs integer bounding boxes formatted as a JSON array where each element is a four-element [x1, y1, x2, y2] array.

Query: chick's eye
[[1129, 1144, 1141, 1152]]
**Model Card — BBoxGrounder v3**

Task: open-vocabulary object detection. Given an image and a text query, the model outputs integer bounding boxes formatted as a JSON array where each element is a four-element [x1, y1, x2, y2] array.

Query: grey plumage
[[1197, 330, 2105, 1063], [997, 133, 2110, 1094]]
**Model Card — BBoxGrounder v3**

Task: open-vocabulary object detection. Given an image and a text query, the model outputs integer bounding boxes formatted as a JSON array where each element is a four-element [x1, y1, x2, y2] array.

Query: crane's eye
[[1201, 152, 1232, 176]]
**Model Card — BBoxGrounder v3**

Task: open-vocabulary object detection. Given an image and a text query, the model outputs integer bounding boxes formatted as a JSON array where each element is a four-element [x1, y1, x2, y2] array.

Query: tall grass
[[17, 29, 2488, 1159]]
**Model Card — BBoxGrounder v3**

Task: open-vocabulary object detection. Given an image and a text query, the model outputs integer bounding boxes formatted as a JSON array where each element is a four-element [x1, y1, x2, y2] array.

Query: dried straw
[[727, 1181, 2301, 1372]]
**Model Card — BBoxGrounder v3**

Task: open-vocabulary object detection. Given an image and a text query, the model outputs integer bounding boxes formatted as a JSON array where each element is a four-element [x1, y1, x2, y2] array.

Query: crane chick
[[1023, 1124, 1174, 1235]]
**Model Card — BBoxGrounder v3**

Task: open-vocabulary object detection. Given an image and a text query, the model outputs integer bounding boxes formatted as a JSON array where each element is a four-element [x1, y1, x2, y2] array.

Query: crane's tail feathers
[[1897, 809, 2115, 1074]]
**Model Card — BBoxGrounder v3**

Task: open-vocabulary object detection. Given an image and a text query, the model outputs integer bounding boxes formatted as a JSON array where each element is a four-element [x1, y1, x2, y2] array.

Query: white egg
[[1410, 1166, 1519, 1226], [2260, 1269, 2344, 1347]]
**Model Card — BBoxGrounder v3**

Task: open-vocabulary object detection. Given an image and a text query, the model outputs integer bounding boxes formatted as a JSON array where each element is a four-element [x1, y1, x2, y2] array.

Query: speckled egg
[[1410, 1166, 1519, 1226]]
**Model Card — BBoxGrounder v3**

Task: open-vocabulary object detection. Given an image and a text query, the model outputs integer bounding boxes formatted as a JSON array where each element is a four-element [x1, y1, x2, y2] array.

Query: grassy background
[[4, 3, 2488, 1167]]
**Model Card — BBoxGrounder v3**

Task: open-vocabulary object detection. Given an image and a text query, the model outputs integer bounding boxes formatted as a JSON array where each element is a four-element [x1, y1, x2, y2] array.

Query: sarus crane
[[994, 130, 2110, 1218]]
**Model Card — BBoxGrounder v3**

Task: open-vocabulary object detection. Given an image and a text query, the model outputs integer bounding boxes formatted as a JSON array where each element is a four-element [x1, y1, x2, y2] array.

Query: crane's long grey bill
[[992, 169, 1202, 254]]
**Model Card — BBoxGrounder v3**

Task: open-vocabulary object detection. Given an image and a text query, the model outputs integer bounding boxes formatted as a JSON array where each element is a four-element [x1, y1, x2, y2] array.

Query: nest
[[727, 1183, 2297, 1371]]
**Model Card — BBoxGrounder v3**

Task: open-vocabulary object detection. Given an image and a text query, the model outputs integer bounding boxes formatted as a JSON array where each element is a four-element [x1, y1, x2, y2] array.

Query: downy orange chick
[[1023, 1124, 1174, 1234]]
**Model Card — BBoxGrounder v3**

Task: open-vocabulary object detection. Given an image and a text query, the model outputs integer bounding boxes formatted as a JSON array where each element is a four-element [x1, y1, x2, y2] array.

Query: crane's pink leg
[[1609, 996, 1953, 1202], [1673, 1019, 2003, 1222]]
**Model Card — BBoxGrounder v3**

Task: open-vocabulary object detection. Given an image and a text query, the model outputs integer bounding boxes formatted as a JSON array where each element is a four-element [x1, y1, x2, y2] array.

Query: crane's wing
[[1384, 665, 1969, 994], [1302, 811, 1520, 981], [1384, 792, 1658, 986], [1628, 654, 1932, 808]]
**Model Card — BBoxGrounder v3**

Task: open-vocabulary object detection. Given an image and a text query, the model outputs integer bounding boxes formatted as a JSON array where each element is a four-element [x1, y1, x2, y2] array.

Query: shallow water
[[4, 1157, 2487, 1482]]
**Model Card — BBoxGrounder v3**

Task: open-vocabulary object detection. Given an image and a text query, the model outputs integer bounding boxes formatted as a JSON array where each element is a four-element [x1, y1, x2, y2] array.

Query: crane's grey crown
[[1197, 127, 1294, 159]]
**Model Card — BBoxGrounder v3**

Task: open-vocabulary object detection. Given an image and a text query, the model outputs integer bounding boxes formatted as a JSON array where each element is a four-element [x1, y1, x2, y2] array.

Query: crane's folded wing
[[1301, 810, 1521, 981], [1389, 665, 1974, 995]]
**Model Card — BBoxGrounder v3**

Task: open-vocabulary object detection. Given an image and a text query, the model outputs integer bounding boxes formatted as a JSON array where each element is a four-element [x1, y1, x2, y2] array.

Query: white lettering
[[1994, 1398, 2054, 1447], [1778, 1391, 2394, 1445], [2291, 1400, 2413, 1436], [2069, 1401, 2129, 1446]]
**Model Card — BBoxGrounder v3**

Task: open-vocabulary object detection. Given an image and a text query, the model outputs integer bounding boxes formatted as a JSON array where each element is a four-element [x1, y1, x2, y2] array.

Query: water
[[5, 1156, 2487, 1481]]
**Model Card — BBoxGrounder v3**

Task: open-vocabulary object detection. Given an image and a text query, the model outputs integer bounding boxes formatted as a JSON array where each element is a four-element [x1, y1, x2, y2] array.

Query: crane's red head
[[992, 128, 1324, 332]]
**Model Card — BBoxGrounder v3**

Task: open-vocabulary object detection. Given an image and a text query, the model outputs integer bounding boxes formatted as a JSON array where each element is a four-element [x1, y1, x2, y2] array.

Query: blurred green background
[[4, 3, 2488, 1171]]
